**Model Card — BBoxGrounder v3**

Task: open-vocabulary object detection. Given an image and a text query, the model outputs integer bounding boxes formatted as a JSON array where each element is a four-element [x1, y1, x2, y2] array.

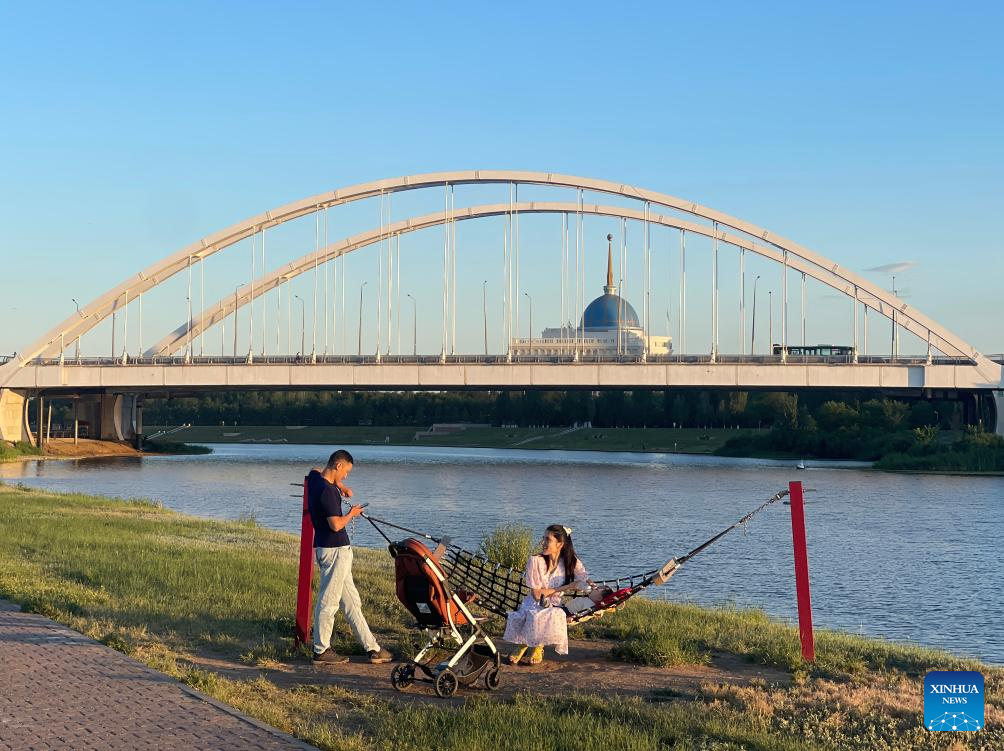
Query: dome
[[581, 293, 640, 331]]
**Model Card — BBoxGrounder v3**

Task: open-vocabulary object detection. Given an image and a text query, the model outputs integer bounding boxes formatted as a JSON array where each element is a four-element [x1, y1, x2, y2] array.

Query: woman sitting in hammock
[[503, 524, 589, 665]]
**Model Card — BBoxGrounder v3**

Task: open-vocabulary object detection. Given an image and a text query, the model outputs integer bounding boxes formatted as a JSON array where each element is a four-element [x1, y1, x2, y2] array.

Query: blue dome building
[[581, 294, 640, 331], [580, 239, 640, 330], [511, 234, 671, 357]]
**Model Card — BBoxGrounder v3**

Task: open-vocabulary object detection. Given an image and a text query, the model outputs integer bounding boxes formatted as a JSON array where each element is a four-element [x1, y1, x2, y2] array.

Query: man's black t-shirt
[[307, 469, 351, 548]]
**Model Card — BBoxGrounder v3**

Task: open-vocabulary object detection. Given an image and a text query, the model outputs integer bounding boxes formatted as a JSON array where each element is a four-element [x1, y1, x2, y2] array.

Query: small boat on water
[[796, 459, 806, 470]]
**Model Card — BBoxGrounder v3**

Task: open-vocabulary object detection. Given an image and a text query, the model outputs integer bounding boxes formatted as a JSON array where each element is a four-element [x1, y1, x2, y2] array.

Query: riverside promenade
[[0, 602, 314, 751]]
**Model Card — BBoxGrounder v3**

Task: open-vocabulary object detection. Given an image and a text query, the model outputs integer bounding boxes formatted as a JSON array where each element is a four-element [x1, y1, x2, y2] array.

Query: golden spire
[[604, 233, 616, 294]]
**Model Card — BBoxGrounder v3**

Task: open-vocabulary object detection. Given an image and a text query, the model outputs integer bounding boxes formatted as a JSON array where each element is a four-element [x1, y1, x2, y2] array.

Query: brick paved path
[[0, 603, 315, 750]]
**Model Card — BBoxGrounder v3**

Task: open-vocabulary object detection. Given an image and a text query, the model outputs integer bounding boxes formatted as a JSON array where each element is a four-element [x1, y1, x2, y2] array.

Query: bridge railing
[[23, 353, 978, 367]]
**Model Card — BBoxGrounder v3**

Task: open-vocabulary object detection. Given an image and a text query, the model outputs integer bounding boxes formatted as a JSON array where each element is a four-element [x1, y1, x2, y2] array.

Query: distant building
[[510, 236, 672, 357]]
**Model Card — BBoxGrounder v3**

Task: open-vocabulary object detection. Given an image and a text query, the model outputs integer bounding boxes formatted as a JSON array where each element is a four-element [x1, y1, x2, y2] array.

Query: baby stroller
[[388, 537, 501, 697]]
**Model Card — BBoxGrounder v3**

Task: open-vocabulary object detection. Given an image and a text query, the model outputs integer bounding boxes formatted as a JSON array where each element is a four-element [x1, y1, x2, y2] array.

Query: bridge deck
[[3, 356, 998, 393]]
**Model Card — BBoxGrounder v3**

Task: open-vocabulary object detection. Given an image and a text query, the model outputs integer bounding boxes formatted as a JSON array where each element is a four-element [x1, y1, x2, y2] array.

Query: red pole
[[788, 480, 815, 662], [294, 477, 314, 649]]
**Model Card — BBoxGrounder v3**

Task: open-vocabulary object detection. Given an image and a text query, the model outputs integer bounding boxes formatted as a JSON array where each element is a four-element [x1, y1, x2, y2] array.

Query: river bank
[[0, 438, 143, 462], [1, 481, 1000, 749], [0, 438, 213, 464], [150, 424, 770, 455]]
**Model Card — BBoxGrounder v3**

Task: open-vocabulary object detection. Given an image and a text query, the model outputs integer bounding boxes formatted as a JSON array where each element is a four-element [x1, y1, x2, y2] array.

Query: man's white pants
[[312, 546, 380, 655]]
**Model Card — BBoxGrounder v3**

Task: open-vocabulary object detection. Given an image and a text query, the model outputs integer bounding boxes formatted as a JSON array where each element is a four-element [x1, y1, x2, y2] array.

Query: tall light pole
[[294, 295, 306, 357], [523, 291, 532, 356], [750, 275, 760, 355], [233, 287, 239, 358], [768, 290, 773, 355], [407, 293, 417, 356], [482, 280, 488, 356], [71, 298, 81, 360], [890, 274, 898, 359], [357, 281, 367, 357]]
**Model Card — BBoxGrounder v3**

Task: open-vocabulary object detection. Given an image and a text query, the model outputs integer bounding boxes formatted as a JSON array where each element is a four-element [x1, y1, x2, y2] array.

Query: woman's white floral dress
[[503, 555, 588, 655]]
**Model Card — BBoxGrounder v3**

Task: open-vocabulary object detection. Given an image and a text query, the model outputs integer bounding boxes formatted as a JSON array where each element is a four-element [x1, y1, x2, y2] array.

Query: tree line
[[142, 389, 968, 435]]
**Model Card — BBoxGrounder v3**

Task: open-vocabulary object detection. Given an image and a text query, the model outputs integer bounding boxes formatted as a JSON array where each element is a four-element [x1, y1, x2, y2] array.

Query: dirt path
[[1, 438, 145, 462], [190, 638, 791, 707]]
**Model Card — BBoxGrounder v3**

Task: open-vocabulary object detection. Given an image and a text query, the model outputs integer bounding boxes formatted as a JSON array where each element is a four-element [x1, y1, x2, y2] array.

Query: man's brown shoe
[[312, 649, 349, 664], [368, 648, 392, 664]]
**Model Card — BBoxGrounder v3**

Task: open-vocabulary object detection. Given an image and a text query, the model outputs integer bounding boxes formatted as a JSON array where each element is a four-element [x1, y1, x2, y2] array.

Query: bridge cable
[[560, 213, 567, 341], [781, 249, 788, 359], [323, 209, 329, 356], [249, 233, 256, 359], [313, 211, 319, 359], [452, 186, 457, 355], [680, 230, 686, 354], [441, 184, 449, 358], [341, 243, 346, 354], [645, 202, 651, 359], [398, 233, 403, 354], [801, 271, 806, 348], [712, 220, 718, 362], [514, 184, 519, 348], [620, 218, 627, 356], [502, 185, 511, 357], [186, 254, 193, 360], [261, 227, 267, 358], [122, 290, 128, 363], [377, 191, 384, 358], [740, 246, 746, 356], [200, 257, 205, 356]]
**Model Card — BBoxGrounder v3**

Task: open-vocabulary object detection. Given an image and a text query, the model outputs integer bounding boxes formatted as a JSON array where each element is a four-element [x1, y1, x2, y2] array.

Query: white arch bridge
[[1, 170, 1001, 443]]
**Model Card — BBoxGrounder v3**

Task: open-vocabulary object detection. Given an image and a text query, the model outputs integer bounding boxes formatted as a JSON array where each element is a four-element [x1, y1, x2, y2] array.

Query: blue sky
[[2, 1, 1002, 358]]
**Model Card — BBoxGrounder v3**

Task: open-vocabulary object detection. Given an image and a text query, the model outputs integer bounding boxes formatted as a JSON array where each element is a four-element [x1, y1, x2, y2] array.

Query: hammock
[[363, 488, 788, 626]]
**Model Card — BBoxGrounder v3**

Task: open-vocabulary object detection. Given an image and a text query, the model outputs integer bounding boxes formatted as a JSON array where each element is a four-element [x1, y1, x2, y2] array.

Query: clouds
[[865, 261, 919, 274]]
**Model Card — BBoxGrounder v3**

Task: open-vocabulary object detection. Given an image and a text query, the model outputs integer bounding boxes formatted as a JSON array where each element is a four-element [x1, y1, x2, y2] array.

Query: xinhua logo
[[924, 670, 984, 732]]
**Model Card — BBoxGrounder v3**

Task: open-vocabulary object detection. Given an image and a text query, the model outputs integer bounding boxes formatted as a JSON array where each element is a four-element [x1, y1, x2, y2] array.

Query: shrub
[[479, 523, 534, 570]]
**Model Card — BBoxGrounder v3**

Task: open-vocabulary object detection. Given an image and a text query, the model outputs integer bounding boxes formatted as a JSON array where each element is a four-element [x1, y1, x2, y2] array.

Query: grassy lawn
[[0, 482, 1000, 750], [0, 440, 43, 462], [146, 424, 758, 454]]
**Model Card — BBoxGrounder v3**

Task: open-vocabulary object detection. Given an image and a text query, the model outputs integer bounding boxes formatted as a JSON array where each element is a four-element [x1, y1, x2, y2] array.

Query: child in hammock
[[560, 585, 614, 621]]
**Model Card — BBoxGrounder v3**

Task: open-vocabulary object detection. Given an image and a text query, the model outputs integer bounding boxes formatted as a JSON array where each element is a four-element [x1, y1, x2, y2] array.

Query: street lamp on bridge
[[523, 291, 533, 356], [294, 295, 306, 357], [768, 290, 773, 354], [482, 281, 488, 356], [407, 293, 417, 356], [71, 298, 82, 361], [358, 281, 367, 357]]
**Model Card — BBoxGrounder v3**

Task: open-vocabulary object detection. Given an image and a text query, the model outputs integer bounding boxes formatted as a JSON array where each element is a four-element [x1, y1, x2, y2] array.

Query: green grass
[[1, 482, 1001, 750], [143, 440, 214, 455], [0, 440, 43, 462], [146, 424, 757, 454]]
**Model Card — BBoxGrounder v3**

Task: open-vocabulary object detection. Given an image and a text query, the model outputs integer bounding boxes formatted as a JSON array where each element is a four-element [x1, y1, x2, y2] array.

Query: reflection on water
[[3, 444, 1002, 664]]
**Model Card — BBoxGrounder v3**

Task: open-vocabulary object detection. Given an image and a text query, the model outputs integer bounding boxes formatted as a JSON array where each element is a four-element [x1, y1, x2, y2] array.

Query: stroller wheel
[[434, 668, 458, 698], [485, 667, 502, 691], [391, 664, 415, 691]]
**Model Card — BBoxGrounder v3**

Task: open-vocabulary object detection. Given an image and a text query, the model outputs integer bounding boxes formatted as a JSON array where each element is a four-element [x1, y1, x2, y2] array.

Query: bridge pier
[[993, 391, 1004, 438], [0, 388, 32, 445], [94, 393, 141, 443]]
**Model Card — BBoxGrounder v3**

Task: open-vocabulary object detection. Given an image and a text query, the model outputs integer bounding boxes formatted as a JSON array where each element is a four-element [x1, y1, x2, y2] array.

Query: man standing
[[307, 449, 392, 664]]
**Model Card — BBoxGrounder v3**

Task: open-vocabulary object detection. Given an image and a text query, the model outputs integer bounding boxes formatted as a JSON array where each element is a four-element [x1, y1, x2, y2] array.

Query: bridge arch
[[147, 201, 967, 365], [2, 170, 998, 384]]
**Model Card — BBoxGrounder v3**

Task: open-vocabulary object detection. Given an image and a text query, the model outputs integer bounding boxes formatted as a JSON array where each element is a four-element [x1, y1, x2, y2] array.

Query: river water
[[2, 444, 1001, 664]]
